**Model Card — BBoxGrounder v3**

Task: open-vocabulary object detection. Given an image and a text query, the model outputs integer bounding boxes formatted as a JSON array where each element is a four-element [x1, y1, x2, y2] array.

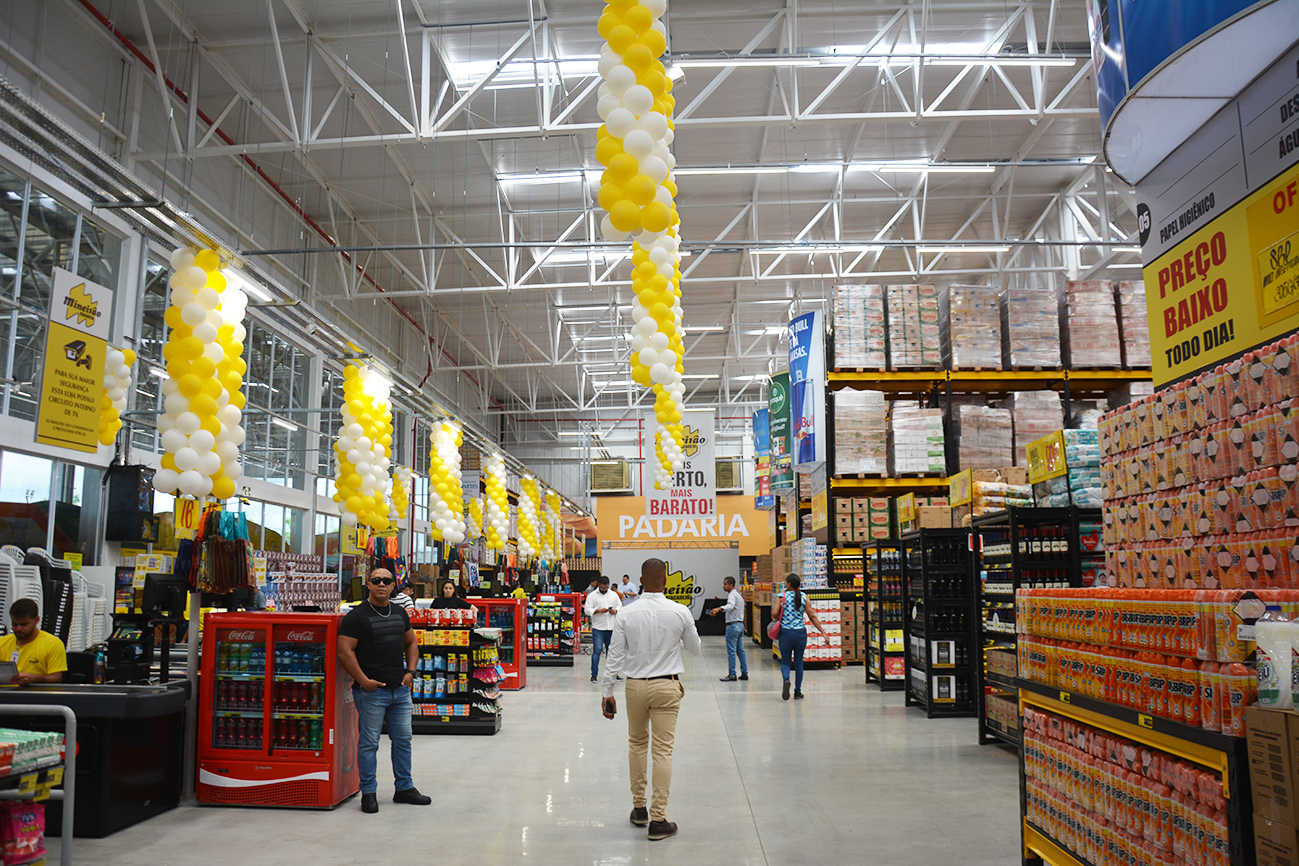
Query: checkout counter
[[0, 683, 188, 837]]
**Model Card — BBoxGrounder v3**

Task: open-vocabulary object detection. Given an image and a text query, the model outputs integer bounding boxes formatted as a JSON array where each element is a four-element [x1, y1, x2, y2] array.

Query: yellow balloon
[[626, 174, 656, 206], [608, 24, 636, 53], [194, 249, 221, 272], [161, 453, 177, 471], [624, 5, 652, 34], [623, 43, 653, 74], [201, 377, 223, 399], [231, 392, 246, 410], [190, 394, 217, 418], [609, 200, 641, 233], [178, 374, 203, 397], [595, 135, 623, 168], [607, 153, 638, 184], [122, 349, 137, 365], [178, 336, 204, 360], [206, 272, 227, 291], [638, 31, 667, 59], [213, 477, 236, 499], [641, 202, 671, 233], [597, 183, 626, 213], [201, 416, 222, 435]]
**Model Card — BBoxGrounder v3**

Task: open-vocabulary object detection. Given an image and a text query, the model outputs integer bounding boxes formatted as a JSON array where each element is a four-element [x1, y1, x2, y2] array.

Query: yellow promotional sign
[[1026, 431, 1069, 485], [135, 554, 165, 573], [35, 268, 113, 453], [949, 470, 972, 507], [1146, 162, 1299, 386], [62, 553, 82, 571], [810, 488, 828, 532], [174, 498, 202, 540], [342, 526, 370, 555], [896, 493, 916, 524]]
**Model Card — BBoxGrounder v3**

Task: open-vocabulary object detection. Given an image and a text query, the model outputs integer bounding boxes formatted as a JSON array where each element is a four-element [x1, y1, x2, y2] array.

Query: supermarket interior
[[0, 0, 1295, 864]]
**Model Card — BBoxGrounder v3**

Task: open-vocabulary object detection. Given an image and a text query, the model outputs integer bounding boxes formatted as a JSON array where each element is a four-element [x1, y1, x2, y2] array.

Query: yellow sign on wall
[[35, 268, 113, 453], [949, 470, 973, 507], [1146, 162, 1299, 386], [342, 526, 370, 555], [62, 553, 82, 571], [1026, 431, 1069, 485], [896, 493, 916, 524]]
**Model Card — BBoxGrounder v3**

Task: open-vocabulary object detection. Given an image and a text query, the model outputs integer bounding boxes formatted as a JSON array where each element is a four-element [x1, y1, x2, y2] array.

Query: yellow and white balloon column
[[544, 489, 563, 561], [595, 0, 688, 490], [332, 362, 393, 531], [428, 421, 467, 545], [517, 476, 540, 560], [391, 466, 412, 520], [98, 346, 136, 446], [465, 496, 484, 541], [484, 454, 508, 551], [153, 248, 248, 500]]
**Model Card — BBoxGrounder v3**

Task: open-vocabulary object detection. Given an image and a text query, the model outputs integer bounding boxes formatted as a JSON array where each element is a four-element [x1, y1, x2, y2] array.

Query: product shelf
[[901, 528, 977, 717], [867, 541, 906, 691], [828, 367, 1152, 396]]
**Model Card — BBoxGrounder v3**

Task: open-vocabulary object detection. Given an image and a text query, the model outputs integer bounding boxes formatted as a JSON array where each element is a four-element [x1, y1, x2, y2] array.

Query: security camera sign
[[36, 268, 113, 454], [645, 410, 715, 517]]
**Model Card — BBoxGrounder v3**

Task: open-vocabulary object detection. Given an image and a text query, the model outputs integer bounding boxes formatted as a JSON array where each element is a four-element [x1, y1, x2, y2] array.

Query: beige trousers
[[625, 677, 684, 822]]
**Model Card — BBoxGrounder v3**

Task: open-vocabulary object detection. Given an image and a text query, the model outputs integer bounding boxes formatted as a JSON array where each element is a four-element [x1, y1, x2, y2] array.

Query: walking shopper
[[708, 577, 748, 681], [337, 568, 432, 813], [616, 574, 639, 604], [585, 575, 622, 682], [771, 574, 828, 701], [601, 558, 701, 840]]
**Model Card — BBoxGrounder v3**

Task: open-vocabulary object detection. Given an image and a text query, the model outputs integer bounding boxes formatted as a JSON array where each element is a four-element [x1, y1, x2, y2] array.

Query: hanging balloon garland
[[428, 421, 467, 545], [544, 488, 563, 561], [98, 345, 136, 446], [391, 466, 412, 520], [484, 453, 509, 552], [517, 476, 540, 560], [595, 0, 688, 491], [153, 248, 248, 500], [465, 496, 484, 542], [332, 362, 393, 531]]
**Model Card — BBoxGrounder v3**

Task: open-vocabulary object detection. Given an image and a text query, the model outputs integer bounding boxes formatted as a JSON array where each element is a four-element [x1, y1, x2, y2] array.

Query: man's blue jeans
[[354, 684, 414, 795], [725, 621, 748, 676], [592, 628, 614, 677]]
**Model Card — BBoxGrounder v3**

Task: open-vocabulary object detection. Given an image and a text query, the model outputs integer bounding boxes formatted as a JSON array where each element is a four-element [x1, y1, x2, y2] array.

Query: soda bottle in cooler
[[309, 683, 320, 712], [311, 720, 322, 749], [215, 717, 227, 748]]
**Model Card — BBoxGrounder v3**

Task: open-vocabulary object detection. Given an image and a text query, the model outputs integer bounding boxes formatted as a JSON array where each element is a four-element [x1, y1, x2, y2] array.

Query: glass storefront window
[[0, 451, 52, 550]]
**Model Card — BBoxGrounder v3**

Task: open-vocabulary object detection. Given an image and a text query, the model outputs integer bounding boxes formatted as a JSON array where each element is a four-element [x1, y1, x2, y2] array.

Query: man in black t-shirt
[[338, 567, 431, 813]]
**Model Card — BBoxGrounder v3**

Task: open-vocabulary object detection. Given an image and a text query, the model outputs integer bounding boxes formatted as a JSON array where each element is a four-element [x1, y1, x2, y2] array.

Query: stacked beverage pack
[[953, 403, 1014, 470], [890, 404, 946, 474], [1061, 280, 1122, 367], [1009, 391, 1064, 466], [831, 284, 886, 368], [1117, 280, 1151, 368], [833, 388, 887, 474], [940, 284, 1002, 369], [886, 284, 941, 368], [1001, 284, 1062, 368]]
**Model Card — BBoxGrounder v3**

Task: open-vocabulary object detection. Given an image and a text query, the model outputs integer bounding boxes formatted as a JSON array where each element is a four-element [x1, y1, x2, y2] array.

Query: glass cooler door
[[211, 626, 268, 752], [270, 623, 328, 755]]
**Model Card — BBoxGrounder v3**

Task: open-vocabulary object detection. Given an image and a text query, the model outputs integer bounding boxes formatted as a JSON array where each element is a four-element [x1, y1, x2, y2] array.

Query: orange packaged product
[[1186, 377, 1208, 431], [1222, 661, 1251, 735], [1223, 357, 1250, 419], [1200, 659, 1222, 732], [1182, 658, 1202, 727], [1275, 336, 1299, 407], [1151, 394, 1168, 444], [1250, 343, 1278, 413], [1255, 405, 1283, 469]]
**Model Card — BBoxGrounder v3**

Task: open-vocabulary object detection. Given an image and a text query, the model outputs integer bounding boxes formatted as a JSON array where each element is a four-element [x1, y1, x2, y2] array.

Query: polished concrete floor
[[56, 637, 1021, 865]]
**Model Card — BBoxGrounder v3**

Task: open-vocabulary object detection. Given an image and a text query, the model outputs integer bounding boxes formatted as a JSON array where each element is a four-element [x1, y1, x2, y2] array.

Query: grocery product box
[[911, 506, 951, 529], [836, 514, 852, 530], [931, 674, 958, 701], [1256, 813, 1299, 866], [884, 656, 905, 678], [835, 498, 853, 515], [1247, 706, 1299, 828]]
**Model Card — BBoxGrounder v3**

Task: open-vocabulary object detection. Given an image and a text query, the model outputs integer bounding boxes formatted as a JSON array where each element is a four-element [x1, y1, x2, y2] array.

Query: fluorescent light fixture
[[681, 374, 720, 379], [448, 56, 601, 92], [789, 163, 842, 173], [673, 56, 822, 68], [852, 162, 996, 174], [917, 245, 1010, 254], [500, 172, 585, 185], [271, 417, 299, 432], [674, 166, 787, 176], [1108, 263, 1145, 269], [223, 268, 274, 303], [665, 63, 685, 81], [925, 55, 1077, 67], [149, 366, 169, 379], [683, 325, 724, 332], [757, 244, 884, 254], [592, 380, 635, 386], [1113, 246, 1142, 253]]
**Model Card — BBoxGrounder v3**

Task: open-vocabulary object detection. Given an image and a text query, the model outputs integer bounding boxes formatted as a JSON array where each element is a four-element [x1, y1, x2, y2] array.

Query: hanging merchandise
[[153, 248, 248, 501], [595, 0, 688, 493], [428, 421, 467, 544], [466, 496, 484, 542], [98, 345, 136, 446], [517, 477, 540, 560], [391, 466, 413, 520], [332, 362, 393, 531], [189, 508, 255, 595], [485, 453, 508, 551]]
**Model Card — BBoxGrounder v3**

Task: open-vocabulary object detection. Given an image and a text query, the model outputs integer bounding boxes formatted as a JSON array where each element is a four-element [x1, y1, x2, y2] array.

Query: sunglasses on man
[[370, 577, 395, 586]]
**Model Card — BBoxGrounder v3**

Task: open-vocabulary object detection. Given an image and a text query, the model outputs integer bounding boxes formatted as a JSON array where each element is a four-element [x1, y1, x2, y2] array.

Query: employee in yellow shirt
[[0, 598, 66, 685]]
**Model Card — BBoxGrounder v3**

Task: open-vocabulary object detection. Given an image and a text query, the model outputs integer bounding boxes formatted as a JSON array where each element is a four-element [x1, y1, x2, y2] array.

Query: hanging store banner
[[753, 408, 774, 509], [645, 411, 715, 518], [1137, 41, 1299, 386], [1026, 431, 1070, 485], [596, 495, 770, 557], [789, 311, 826, 467], [768, 373, 793, 491], [35, 268, 113, 454]]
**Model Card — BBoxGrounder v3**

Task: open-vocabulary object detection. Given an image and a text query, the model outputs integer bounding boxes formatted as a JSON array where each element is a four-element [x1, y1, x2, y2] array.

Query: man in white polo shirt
[[584, 575, 621, 683]]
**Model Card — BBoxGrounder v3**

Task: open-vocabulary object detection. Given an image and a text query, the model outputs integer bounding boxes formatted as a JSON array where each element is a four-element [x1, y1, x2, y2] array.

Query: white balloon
[[345, 423, 364, 440], [597, 52, 620, 78], [337, 436, 355, 454], [228, 425, 246, 446], [157, 413, 176, 433], [607, 65, 636, 96], [649, 331, 669, 351], [341, 511, 358, 527], [233, 323, 247, 342], [654, 185, 674, 208], [346, 448, 363, 465], [181, 302, 207, 327], [163, 394, 189, 418], [225, 461, 243, 481], [638, 347, 660, 367], [193, 322, 218, 344], [672, 460, 684, 472], [355, 462, 372, 478], [188, 429, 216, 453], [630, 333, 650, 352], [622, 85, 653, 117], [154, 468, 180, 493], [170, 287, 196, 308], [198, 451, 222, 476], [204, 310, 224, 329], [217, 405, 241, 428], [664, 127, 674, 146], [604, 107, 636, 139], [639, 316, 659, 336], [640, 156, 668, 185], [650, 362, 671, 383], [357, 436, 372, 452], [660, 349, 677, 368], [649, 246, 672, 267], [623, 129, 654, 160], [596, 94, 621, 121], [637, 111, 668, 140], [600, 214, 629, 242], [160, 428, 187, 453], [169, 248, 196, 271], [177, 411, 201, 435], [107, 349, 125, 367], [195, 286, 221, 310], [174, 447, 199, 471], [216, 440, 239, 463], [597, 82, 612, 99]]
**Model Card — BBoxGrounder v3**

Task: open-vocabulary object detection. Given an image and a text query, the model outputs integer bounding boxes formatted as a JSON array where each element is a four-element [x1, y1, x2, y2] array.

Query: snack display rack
[[409, 607, 503, 736], [473, 598, 527, 689], [525, 593, 580, 667], [902, 527, 977, 718]]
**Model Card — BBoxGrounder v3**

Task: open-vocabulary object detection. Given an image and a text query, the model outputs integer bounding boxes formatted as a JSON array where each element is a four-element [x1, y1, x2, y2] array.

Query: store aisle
[[56, 637, 1020, 865]]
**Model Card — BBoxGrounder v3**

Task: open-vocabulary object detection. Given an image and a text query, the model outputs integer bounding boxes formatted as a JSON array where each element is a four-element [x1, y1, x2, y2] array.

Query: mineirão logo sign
[[63, 283, 100, 328], [681, 424, 702, 457], [664, 565, 697, 607]]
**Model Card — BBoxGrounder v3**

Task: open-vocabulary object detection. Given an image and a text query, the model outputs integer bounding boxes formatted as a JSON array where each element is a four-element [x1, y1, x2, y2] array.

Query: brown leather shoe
[[648, 820, 678, 840], [630, 807, 649, 827]]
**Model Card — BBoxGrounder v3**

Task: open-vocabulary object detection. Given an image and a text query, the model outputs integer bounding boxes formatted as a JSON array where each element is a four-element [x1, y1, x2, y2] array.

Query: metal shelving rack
[[866, 540, 905, 691], [0, 704, 75, 866], [901, 528, 977, 718], [409, 625, 503, 736], [970, 506, 1101, 746]]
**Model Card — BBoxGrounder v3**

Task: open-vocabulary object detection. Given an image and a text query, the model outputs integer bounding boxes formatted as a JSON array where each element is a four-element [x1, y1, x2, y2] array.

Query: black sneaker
[[361, 793, 378, 813], [590, 674, 598, 683], [719, 674, 737, 682], [739, 674, 749, 680], [794, 691, 805, 700], [782, 680, 791, 701], [393, 787, 432, 805], [630, 806, 649, 827], [648, 820, 678, 841]]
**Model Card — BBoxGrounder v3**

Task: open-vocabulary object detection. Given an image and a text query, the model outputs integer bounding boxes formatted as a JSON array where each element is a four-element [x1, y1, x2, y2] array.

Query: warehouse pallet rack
[[1016, 678, 1253, 866], [866, 540, 905, 691], [970, 506, 1100, 747], [901, 527, 977, 718]]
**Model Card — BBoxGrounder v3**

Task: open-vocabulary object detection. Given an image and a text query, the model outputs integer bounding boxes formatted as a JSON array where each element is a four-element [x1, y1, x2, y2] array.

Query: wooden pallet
[[948, 366, 1005, 372], [832, 366, 888, 374], [833, 473, 890, 480]]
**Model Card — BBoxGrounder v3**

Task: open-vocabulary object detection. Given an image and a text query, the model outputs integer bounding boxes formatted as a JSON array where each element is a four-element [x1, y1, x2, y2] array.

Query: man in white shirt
[[708, 576, 748, 681], [601, 558, 701, 841], [615, 574, 639, 605], [584, 576, 622, 683]]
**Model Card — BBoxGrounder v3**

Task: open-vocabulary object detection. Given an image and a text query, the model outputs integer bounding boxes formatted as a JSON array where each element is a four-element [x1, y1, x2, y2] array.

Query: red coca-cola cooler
[[197, 612, 359, 808]]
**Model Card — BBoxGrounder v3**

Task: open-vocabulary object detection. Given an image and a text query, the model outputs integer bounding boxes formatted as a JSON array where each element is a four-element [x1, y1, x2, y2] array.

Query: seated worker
[[430, 580, 471, 609], [0, 599, 67, 685], [511, 584, 528, 601]]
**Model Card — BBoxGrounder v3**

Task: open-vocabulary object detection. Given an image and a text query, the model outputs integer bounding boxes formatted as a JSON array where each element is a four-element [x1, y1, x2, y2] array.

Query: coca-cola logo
[[285, 631, 318, 642], [226, 631, 257, 641]]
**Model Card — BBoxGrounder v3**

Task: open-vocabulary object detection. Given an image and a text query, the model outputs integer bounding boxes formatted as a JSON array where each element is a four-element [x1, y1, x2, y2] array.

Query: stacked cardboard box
[[953, 404, 1014, 470], [886, 284, 941, 368], [1009, 391, 1064, 466], [833, 388, 888, 474], [1062, 280, 1122, 367], [831, 497, 893, 543], [941, 284, 1003, 369], [838, 597, 867, 663], [1001, 285, 1062, 368], [1117, 280, 1151, 368], [791, 538, 828, 588], [831, 284, 887, 368], [890, 404, 947, 475], [1247, 707, 1299, 866], [804, 596, 841, 661]]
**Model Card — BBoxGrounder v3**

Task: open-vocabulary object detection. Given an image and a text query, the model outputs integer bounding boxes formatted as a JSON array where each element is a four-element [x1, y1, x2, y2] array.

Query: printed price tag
[[46, 768, 63, 786], [32, 784, 52, 801], [1059, 691, 1071, 704], [174, 498, 202, 540], [1138, 714, 1154, 729], [17, 774, 36, 793]]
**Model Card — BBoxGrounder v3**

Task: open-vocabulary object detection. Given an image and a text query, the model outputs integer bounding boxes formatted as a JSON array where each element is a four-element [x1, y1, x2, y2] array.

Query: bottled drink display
[[213, 637, 267, 750]]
